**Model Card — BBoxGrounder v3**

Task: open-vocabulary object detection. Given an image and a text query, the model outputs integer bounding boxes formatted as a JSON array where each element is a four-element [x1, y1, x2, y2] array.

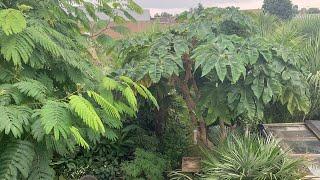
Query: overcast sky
[[134, 0, 320, 16]]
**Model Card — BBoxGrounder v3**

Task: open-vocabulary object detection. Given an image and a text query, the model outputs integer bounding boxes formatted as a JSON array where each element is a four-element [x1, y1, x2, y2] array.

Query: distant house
[[77, 6, 174, 38], [152, 16, 176, 24], [99, 9, 175, 39]]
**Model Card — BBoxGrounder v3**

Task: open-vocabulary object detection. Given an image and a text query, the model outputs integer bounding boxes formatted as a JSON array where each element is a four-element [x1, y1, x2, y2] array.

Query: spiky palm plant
[[201, 134, 305, 180], [290, 16, 320, 119]]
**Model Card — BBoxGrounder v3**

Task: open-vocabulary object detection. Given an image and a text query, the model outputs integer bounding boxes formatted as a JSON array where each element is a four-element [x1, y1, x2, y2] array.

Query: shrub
[[201, 134, 306, 179], [54, 126, 138, 179], [54, 153, 124, 179], [122, 148, 167, 180]]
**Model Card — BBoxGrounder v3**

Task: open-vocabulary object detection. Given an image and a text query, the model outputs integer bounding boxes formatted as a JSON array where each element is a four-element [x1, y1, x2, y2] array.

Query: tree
[[116, 7, 310, 147], [262, 0, 294, 19], [0, 0, 157, 179], [300, 8, 307, 14], [195, 3, 205, 14], [189, 3, 204, 14], [293, 5, 299, 15]]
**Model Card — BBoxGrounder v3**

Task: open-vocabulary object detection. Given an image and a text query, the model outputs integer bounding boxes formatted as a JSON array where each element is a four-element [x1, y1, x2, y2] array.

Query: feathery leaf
[[0, 9, 26, 35], [40, 101, 72, 140], [0, 139, 35, 180], [0, 105, 31, 138], [87, 90, 120, 120], [69, 95, 105, 133]]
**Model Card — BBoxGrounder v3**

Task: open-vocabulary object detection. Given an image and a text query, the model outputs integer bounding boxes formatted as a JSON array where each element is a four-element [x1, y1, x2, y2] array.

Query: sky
[[134, 0, 320, 16]]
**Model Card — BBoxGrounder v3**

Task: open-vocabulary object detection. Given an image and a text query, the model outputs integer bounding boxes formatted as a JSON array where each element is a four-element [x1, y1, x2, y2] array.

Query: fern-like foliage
[[40, 101, 72, 140], [122, 86, 138, 111], [0, 9, 26, 35], [69, 95, 105, 134], [87, 90, 120, 120], [0, 32, 34, 66], [14, 79, 47, 101], [0, 105, 31, 137], [31, 114, 45, 142], [0, 1, 155, 179], [28, 143, 55, 180], [102, 76, 120, 90], [0, 139, 35, 180], [114, 101, 137, 117], [140, 84, 159, 109], [0, 84, 23, 105], [120, 76, 159, 109], [70, 126, 89, 149]]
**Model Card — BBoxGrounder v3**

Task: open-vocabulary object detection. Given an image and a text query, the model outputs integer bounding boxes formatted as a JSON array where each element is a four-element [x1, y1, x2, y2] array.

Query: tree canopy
[[262, 0, 294, 19], [116, 7, 310, 145]]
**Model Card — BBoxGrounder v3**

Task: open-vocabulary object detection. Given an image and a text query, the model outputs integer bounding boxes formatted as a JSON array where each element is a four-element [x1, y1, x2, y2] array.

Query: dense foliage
[[0, 0, 158, 179], [1, 0, 319, 179], [116, 7, 310, 145], [122, 148, 167, 179]]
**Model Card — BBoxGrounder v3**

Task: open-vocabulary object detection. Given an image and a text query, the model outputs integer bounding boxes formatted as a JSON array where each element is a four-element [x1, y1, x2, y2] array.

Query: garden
[[0, 0, 320, 179]]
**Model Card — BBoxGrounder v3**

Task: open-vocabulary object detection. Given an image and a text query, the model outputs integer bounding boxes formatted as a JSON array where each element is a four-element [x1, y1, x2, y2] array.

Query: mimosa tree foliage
[[0, 0, 157, 179]]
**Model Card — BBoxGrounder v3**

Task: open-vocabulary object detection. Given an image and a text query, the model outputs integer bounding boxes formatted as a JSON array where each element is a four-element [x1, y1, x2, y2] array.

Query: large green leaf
[[148, 57, 163, 83], [247, 48, 259, 64], [230, 56, 246, 83], [251, 76, 265, 99], [173, 37, 189, 56], [215, 58, 227, 81], [201, 57, 217, 76], [262, 84, 273, 104]]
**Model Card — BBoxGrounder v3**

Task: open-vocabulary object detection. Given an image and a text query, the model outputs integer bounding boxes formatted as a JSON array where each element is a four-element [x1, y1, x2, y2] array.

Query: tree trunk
[[219, 119, 227, 141], [154, 105, 166, 137], [173, 53, 213, 148]]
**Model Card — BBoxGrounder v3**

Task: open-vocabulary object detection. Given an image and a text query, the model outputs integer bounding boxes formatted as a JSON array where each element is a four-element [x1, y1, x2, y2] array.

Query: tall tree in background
[[262, 0, 294, 19]]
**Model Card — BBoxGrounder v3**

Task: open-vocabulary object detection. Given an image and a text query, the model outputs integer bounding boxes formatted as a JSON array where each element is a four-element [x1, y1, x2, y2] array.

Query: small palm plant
[[201, 134, 306, 180]]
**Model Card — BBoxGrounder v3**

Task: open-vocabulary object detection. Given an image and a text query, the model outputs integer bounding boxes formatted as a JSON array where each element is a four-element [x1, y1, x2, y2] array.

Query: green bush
[[122, 148, 167, 180], [201, 134, 305, 179], [54, 156, 123, 179], [54, 126, 138, 179]]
